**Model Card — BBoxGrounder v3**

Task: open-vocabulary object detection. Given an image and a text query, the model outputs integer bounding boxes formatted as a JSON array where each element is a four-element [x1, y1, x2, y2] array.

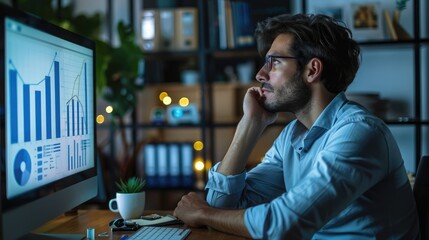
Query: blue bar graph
[[9, 69, 18, 144], [72, 99, 75, 136], [54, 61, 61, 138], [35, 91, 42, 140], [8, 57, 62, 143], [45, 75, 52, 139], [77, 103, 80, 135], [68, 140, 88, 171], [66, 62, 89, 138], [67, 105, 70, 136], [23, 84, 30, 142], [85, 63, 88, 134]]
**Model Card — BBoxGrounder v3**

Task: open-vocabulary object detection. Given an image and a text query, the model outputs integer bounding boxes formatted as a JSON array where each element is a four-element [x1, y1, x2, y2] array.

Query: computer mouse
[[109, 218, 125, 227]]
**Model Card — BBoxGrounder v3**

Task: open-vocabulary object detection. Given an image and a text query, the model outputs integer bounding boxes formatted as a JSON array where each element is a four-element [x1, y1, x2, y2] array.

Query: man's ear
[[304, 58, 323, 83]]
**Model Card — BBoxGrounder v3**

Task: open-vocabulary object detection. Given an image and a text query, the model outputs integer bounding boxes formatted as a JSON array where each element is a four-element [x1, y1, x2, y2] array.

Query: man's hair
[[255, 14, 361, 93]]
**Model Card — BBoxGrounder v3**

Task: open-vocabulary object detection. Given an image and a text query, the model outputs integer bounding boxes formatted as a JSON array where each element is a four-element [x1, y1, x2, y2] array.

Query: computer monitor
[[0, 3, 97, 239]]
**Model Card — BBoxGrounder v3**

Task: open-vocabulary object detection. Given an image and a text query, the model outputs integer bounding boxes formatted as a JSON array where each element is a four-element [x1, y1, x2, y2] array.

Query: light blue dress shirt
[[205, 92, 419, 239]]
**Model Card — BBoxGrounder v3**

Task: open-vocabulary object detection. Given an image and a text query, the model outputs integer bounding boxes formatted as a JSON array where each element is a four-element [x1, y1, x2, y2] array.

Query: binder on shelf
[[159, 9, 176, 50], [140, 9, 160, 51], [168, 143, 181, 186], [143, 144, 157, 186], [175, 7, 198, 50], [157, 144, 169, 186], [181, 143, 194, 187], [142, 143, 195, 188]]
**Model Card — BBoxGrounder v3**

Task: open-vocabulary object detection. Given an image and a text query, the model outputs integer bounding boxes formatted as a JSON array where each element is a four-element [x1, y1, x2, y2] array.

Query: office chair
[[414, 156, 429, 240]]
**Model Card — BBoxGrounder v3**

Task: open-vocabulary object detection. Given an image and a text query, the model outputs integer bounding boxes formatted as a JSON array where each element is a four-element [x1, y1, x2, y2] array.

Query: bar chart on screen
[[6, 30, 94, 198]]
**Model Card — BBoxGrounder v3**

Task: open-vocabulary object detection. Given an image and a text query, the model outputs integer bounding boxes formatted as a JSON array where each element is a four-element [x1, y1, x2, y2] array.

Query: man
[[174, 13, 419, 239]]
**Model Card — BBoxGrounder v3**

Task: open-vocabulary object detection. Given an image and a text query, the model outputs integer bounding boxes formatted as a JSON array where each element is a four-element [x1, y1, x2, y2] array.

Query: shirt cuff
[[205, 162, 246, 194], [244, 204, 267, 239]]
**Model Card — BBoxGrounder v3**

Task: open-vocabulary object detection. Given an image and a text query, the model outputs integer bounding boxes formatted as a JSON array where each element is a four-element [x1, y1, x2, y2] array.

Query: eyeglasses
[[264, 55, 296, 72]]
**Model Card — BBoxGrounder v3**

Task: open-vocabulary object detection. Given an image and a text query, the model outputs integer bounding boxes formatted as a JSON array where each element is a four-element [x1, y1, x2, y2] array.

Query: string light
[[193, 141, 204, 151], [105, 105, 113, 113], [179, 97, 189, 107], [194, 157, 205, 171], [96, 114, 105, 124], [159, 91, 168, 101], [162, 96, 172, 105]]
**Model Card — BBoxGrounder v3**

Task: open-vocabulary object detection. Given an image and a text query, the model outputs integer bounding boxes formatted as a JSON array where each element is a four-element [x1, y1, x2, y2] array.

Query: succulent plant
[[116, 177, 146, 193]]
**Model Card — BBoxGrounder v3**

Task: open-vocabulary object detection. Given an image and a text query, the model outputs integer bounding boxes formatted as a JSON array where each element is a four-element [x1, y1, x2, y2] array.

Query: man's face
[[257, 34, 311, 113]]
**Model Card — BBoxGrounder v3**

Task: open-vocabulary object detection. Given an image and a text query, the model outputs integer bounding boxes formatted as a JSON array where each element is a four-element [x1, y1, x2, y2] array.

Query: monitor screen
[[0, 3, 97, 239]]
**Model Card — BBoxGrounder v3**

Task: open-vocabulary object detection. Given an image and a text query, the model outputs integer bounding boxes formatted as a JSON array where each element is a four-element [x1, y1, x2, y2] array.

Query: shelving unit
[[97, 0, 428, 208], [127, 0, 292, 193]]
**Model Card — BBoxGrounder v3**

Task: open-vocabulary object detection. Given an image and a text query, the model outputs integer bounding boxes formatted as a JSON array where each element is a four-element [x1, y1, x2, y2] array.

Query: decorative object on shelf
[[307, 1, 384, 41], [237, 61, 255, 84], [349, 2, 384, 40], [393, 0, 411, 40], [181, 69, 199, 85], [383, 0, 411, 40], [150, 107, 166, 125], [109, 177, 146, 220], [384, 8, 398, 40], [167, 104, 200, 125]]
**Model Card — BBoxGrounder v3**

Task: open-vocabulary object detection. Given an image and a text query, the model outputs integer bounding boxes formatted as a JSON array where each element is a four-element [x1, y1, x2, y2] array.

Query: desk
[[35, 209, 248, 240]]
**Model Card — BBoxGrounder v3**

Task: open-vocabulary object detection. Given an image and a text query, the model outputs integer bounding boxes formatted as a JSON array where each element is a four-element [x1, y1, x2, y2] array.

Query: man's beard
[[262, 71, 311, 114]]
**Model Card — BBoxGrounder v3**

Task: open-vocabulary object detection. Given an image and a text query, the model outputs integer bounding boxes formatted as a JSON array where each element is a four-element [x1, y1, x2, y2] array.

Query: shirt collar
[[311, 92, 347, 130], [291, 92, 347, 151]]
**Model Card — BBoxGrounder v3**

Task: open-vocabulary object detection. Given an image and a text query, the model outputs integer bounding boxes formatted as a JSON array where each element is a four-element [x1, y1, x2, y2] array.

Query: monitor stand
[[21, 233, 85, 240]]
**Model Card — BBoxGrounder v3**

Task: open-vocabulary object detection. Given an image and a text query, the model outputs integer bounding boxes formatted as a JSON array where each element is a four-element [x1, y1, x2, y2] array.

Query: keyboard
[[128, 226, 191, 240]]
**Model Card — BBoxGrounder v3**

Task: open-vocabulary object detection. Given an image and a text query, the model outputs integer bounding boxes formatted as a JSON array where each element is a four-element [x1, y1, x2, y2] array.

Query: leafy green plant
[[116, 177, 146, 193], [396, 0, 410, 11]]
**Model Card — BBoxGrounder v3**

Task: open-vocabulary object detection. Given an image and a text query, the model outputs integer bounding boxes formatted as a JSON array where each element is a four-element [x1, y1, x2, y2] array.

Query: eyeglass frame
[[264, 55, 297, 72]]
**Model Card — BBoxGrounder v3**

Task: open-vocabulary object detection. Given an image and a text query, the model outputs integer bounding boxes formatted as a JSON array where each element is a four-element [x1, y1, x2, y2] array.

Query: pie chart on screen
[[14, 149, 32, 186]]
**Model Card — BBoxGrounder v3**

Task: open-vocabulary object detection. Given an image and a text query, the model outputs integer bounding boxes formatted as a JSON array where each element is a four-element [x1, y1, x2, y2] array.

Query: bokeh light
[[96, 114, 105, 124], [162, 96, 172, 105], [194, 158, 205, 171], [159, 91, 168, 101], [179, 97, 189, 107], [105, 105, 113, 113], [193, 141, 204, 151]]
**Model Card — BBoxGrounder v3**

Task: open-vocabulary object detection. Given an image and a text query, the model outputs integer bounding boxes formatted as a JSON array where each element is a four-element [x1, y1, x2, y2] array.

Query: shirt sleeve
[[244, 119, 391, 239], [205, 139, 286, 208]]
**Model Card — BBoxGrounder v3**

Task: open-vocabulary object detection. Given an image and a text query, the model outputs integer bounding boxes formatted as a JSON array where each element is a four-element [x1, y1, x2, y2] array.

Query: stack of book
[[208, 0, 255, 50]]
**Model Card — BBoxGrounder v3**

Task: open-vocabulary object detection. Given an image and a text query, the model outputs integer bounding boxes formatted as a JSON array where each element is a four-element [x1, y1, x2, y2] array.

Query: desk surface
[[35, 209, 248, 240]]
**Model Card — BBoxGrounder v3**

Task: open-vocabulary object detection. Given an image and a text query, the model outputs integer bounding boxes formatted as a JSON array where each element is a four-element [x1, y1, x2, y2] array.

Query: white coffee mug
[[108, 191, 145, 220]]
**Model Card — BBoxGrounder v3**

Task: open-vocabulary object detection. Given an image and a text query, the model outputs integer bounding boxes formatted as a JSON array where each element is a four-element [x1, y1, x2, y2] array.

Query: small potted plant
[[109, 177, 146, 219], [116, 176, 146, 193]]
